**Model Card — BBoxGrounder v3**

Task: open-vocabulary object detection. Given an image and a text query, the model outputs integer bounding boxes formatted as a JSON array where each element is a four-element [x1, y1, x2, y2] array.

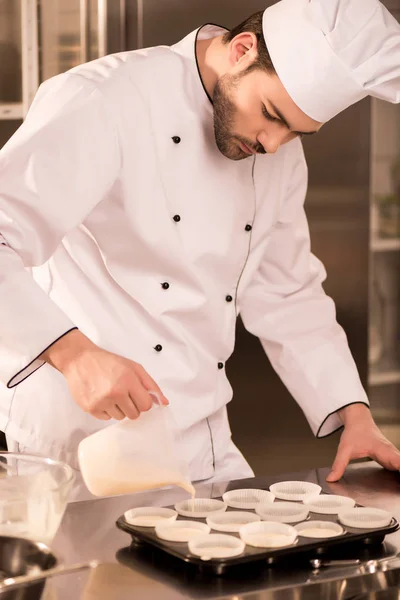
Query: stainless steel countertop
[[45, 462, 400, 600]]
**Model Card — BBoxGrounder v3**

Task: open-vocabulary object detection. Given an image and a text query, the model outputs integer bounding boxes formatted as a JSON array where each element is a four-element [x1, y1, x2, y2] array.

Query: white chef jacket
[[0, 25, 369, 481]]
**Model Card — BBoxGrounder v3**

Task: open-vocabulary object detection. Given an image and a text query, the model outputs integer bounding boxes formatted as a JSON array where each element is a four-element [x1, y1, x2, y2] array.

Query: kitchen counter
[[46, 461, 400, 599]]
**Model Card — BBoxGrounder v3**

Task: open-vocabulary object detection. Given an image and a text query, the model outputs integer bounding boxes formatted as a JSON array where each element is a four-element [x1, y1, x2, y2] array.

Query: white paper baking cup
[[188, 534, 245, 560], [269, 481, 322, 501], [338, 507, 393, 529], [155, 520, 210, 542], [124, 507, 177, 528], [303, 494, 356, 514], [222, 489, 275, 510], [256, 501, 309, 524], [206, 511, 260, 533], [240, 521, 298, 548], [175, 498, 227, 518], [295, 520, 344, 539]]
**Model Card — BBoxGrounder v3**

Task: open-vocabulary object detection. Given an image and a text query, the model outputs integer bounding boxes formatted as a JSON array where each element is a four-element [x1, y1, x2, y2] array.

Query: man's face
[[213, 65, 322, 161]]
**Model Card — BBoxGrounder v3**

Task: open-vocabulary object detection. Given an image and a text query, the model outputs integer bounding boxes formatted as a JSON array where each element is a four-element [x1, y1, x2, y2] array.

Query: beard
[[213, 72, 266, 161]]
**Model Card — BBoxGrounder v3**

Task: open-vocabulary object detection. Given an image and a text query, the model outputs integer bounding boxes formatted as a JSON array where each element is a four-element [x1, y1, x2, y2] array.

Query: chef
[[0, 0, 399, 497]]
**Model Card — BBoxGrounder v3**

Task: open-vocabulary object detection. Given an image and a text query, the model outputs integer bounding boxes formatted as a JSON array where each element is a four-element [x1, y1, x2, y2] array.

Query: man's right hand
[[40, 329, 168, 420]]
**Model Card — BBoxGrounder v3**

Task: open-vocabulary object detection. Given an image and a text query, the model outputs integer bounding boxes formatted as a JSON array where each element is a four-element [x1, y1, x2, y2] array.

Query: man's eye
[[262, 105, 277, 121]]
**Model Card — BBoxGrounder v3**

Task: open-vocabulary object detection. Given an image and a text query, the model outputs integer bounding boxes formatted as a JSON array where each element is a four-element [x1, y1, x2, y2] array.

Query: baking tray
[[116, 540, 400, 598], [116, 496, 399, 575]]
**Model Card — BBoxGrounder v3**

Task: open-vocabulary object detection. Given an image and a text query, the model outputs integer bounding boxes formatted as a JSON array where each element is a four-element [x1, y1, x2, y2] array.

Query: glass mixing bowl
[[0, 452, 75, 545]]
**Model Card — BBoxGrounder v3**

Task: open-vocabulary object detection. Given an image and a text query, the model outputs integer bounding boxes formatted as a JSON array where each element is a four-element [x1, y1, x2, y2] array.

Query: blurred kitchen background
[[0, 0, 399, 476]]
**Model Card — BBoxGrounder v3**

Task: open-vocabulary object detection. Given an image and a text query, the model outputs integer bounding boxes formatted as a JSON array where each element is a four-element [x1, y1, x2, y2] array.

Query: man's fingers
[[371, 445, 400, 471], [389, 450, 400, 470], [135, 364, 169, 406], [106, 404, 126, 421], [92, 410, 111, 421], [88, 385, 156, 421], [326, 447, 352, 482], [101, 393, 140, 421], [74, 355, 167, 420], [119, 396, 140, 420], [127, 384, 155, 414]]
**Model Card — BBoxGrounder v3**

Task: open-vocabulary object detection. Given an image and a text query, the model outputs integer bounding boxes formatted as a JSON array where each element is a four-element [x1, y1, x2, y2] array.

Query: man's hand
[[40, 329, 169, 421], [326, 403, 400, 482]]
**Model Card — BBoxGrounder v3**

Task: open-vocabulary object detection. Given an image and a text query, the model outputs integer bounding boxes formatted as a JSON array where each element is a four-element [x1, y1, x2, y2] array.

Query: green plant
[[375, 193, 400, 205], [391, 154, 400, 198]]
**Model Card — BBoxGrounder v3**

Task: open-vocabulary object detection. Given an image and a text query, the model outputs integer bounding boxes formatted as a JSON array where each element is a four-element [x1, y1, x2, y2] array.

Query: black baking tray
[[116, 540, 400, 597], [116, 496, 399, 575]]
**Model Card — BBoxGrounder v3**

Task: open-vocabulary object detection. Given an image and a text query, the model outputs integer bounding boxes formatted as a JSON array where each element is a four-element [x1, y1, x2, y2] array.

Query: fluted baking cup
[[124, 507, 177, 527], [303, 494, 355, 514], [338, 507, 392, 529], [155, 520, 210, 542], [222, 488, 274, 510], [206, 511, 260, 533], [256, 501, 309, 524], [240, 521, 297, 548], [188, 534, 245, 560], [295, 520, 344, 538], [175, 498, 227, 518], [269, 481, 322, 501]]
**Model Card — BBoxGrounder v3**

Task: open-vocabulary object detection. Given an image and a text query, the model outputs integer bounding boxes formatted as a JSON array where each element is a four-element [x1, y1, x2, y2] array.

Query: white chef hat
[[262, 0, 400, 122]]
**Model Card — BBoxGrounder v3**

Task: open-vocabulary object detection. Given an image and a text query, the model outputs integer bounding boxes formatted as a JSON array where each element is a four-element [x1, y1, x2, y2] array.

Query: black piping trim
[[194, 23, 229, 106], [316, 402, 371, 439], [234, 155, 257, 311], [206, 417, 216, 470], [7, 327, 79, 389], [318, 424, 344, 440], [7, 363, 44, 390]]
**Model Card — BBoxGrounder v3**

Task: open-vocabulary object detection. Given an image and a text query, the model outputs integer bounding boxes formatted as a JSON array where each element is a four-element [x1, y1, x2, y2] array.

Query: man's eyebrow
[[269, 101, 319, 136]]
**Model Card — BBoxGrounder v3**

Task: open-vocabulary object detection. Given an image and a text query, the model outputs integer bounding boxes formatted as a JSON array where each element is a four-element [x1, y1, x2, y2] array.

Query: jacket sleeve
[[0, 72, 120, 388], [239, 141, 369, 437]]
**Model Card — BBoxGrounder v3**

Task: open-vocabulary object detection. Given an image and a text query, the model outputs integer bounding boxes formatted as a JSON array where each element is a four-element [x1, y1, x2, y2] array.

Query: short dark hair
[[222, 11, 276, 75]]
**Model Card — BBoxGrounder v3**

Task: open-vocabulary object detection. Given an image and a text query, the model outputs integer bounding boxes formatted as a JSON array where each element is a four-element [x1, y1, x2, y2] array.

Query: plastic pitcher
[[78, 395, 194, 497]]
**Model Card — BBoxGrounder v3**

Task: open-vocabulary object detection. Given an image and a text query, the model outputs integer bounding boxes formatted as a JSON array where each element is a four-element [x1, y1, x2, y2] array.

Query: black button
[[161, 282, 170, 290], [172, 136, 181, 144], [173, 215, 181, 222], [218, 362, 224, 370], [245, 224, 252, 232], [154, 344, 163, 352], [225, 295, 233, 302]]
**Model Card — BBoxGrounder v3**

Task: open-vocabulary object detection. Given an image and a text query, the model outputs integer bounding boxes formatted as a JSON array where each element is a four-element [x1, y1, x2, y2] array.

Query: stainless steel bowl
[[0, 536, 56, 600]]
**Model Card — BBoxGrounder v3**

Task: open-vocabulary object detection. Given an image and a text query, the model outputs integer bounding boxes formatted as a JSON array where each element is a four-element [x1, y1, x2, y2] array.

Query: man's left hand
[[326, 403, 400, 482]]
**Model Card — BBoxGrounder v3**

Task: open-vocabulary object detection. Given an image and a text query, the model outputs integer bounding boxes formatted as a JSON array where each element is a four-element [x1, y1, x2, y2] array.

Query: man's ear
[[228, 32, 258, 68]]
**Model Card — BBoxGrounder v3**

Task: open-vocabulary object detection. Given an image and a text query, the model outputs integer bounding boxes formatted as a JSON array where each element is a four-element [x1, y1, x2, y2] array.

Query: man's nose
[[257, 129, 286, 154]]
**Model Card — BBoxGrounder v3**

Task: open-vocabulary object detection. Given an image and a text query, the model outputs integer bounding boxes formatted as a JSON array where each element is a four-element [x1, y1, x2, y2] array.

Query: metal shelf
[[369, 354, 400, 385], [0, 103, 24, 120], [371, 238, 400, 252], [369, 370, 400, 386]]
